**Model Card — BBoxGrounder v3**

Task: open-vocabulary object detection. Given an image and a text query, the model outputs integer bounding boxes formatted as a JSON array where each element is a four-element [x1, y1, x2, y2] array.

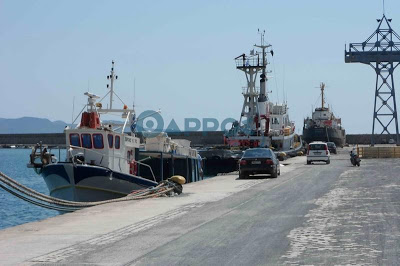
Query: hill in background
[[0, 117, 71, 134], [0, 117, 130, 134]]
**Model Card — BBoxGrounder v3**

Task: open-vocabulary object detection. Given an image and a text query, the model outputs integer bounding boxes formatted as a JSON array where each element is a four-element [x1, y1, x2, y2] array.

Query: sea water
[[0, 149, 66, 230], [0, 148, 214, 230]]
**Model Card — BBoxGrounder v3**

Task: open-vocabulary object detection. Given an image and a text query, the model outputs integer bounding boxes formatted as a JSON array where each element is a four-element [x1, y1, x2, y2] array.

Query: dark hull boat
[[303, 83, 346, 147], [197, 149, 241, 176], [303, 127, 346, 147]]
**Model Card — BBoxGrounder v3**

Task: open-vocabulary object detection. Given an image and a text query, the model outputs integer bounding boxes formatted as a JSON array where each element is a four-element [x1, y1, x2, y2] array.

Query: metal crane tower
[[345, 15, 400, 145]]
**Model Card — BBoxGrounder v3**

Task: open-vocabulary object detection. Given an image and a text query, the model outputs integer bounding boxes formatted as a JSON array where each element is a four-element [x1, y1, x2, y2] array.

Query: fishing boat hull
[[302, 127, 346, 147], [41, 163, 158, 202]]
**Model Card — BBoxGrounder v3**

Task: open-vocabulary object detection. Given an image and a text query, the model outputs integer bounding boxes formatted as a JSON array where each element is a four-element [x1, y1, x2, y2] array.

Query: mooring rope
[[0, 171, 179, 211], [0, 184, 82, 212]]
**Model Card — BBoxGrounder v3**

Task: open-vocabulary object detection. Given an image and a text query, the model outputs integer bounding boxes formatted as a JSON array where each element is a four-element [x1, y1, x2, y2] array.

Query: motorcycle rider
[[350, 148, 361, 166]]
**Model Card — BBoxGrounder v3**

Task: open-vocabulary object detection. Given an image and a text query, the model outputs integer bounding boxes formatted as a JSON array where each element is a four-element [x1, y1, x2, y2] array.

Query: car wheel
[[307, 160, 311, 165], [271, 169, 278, 178], [326, 159, 330, 164], [239, 172, 247, 179]]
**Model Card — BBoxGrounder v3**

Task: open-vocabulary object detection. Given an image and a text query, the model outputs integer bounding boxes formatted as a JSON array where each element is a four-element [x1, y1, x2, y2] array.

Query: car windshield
[[327, 142, 335, 147], [309, 144, 326, 150], [243, 149, 273, 158]]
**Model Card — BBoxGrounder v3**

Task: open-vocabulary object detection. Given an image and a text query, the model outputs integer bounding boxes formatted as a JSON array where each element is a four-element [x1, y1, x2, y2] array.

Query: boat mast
[[254, 29, 273, 136], [320, 82, 325, 109], [107, 61, 118, 109], [254, 30, 270, 102]]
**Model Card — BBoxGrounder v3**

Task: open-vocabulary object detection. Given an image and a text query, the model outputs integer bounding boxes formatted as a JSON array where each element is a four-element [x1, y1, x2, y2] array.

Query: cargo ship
[[303, 83, 346, 147]]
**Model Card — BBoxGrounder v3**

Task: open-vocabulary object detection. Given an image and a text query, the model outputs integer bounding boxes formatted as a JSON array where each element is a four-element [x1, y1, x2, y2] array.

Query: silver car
[[307, 142, 330, 165]]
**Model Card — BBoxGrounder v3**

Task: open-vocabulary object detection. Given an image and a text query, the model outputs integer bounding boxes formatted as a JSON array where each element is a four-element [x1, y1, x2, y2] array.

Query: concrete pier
[[1, 149, 400, 265]]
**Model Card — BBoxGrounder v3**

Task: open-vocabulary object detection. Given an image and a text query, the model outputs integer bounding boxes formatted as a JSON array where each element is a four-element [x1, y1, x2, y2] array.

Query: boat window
[[108, 134, 113, 148], [81, 134, 92, 149], [93, 134, 104, 149], [272, 117, 280, 124], [115, 136, 120, 149], [69, 133, 81, 147]]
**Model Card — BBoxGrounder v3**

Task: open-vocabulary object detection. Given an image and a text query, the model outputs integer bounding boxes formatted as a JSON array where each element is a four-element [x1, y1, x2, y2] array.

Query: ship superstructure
[[225, 31, 296, 151]]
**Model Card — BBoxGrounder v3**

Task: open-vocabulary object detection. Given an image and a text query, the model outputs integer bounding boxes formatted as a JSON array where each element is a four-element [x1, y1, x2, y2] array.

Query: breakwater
[[0, 132, 395, 146]]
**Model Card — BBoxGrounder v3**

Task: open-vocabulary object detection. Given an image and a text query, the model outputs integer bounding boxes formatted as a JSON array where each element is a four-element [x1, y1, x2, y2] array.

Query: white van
[[307, 142, 330, 164]]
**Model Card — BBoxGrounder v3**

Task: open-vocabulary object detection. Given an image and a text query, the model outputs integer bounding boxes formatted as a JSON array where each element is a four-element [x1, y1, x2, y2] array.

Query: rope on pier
[[0, 183, 82, 212], [0, 171, 182, 212]]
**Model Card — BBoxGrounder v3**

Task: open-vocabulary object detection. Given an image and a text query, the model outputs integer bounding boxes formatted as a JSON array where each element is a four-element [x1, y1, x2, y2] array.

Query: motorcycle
[[350, 151, 361, 167]]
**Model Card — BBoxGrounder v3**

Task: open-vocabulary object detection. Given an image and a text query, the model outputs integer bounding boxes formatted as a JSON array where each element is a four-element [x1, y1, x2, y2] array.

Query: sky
[[1, 0, 399, 134]]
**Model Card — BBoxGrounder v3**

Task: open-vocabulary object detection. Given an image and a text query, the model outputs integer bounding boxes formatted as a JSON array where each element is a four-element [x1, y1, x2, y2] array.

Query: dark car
[[239, 148, 280, 179], [327, 142, 337, 154]]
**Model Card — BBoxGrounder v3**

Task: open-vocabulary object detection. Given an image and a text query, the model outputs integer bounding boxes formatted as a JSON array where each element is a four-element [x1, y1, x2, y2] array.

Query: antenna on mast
[[71, 96, 75, 125], [133, 77, 136, 110], [282, 66, 286, 103], [106, 60, 118, 109], [258, 28, 266, 45], [254, 29, 272, 102]]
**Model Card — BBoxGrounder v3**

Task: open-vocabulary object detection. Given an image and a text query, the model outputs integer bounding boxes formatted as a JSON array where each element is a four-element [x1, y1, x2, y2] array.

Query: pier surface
[[1, 148, 400, 265]]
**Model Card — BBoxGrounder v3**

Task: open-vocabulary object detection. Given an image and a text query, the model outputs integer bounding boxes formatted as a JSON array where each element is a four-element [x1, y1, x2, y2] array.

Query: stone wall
[[0, 133, 66, 146], [345, 134, 396, 145]]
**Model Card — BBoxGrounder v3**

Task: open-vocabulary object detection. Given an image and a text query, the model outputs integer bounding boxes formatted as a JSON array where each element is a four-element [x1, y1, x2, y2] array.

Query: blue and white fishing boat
[[28, 61, 202, 202]]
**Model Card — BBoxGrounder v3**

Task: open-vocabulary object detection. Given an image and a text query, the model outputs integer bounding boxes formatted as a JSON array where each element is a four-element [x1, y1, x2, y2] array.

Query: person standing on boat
[[197, 154, 204, 179]]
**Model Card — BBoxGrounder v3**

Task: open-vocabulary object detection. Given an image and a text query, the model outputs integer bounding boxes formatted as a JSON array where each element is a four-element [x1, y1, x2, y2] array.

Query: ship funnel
[[259, 73, 267, 102]]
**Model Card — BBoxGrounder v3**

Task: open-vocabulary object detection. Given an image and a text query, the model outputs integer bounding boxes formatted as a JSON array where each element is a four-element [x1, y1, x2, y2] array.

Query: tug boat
[[200, 33, 301, 175], [28, 62, 202, 202], [225, 32, 298, 152]]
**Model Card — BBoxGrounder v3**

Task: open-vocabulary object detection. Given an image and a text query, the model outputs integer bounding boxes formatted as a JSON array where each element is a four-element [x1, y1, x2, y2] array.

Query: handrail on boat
[[68, 145, 157, 182]]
